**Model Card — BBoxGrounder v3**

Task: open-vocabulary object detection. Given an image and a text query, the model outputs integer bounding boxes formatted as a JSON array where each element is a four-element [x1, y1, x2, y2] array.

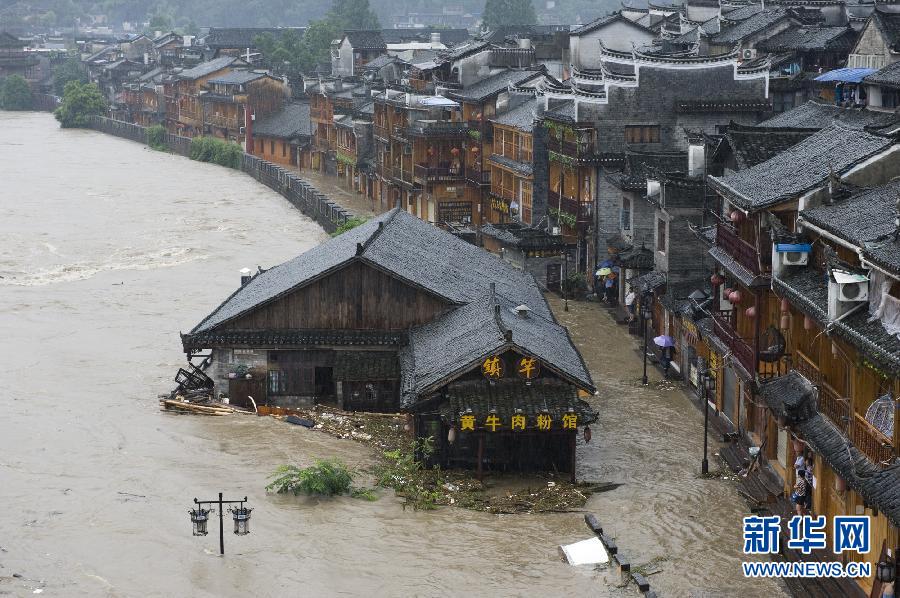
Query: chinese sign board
[[459, 411, 577, 432], [481, 355, 541, 381]]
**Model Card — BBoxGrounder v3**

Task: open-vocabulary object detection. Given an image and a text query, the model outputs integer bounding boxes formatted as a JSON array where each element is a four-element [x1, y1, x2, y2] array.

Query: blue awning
[[814, 68, 877, 84], [775, 243, 813, 253]]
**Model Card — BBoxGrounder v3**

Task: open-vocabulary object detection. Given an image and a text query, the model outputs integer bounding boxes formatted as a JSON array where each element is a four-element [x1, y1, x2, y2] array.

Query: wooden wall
[[221, 260, 451, 331]]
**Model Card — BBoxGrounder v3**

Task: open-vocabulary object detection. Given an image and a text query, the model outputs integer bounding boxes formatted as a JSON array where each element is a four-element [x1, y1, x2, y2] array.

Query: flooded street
[[0, 112, 785, 597]]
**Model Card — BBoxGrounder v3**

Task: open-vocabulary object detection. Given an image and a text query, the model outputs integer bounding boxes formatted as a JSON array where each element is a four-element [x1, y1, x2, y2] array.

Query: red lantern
[[745, 306, 757, 319], [710, 273, 724, 287], [730, 210, 743, 223], [780, 314, 790, 330], [781, 298, 789, 313], [729, 290, 742, 304], [804, 315, 813, 330], [427, 146, 435, 156], [472, 146, 479, 154], [723, 287, 733, 299], [450, 147, 460, 156], [583, 426, 592, 443]]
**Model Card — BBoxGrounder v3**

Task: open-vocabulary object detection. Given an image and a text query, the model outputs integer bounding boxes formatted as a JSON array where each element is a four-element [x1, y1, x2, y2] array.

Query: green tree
[[52, 56, 88, 96], [0, 75, 33, 111], [482, 0, 537, 29], [54, 80, 106, 128], [328, 0, 380, 29]]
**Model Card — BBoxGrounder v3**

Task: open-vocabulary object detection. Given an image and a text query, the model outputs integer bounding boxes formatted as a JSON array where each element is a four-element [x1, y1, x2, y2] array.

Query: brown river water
[[0, 112, 786, 597]]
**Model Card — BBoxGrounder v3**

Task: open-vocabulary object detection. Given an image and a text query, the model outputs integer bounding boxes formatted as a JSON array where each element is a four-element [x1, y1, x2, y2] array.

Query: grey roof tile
[[344, 30, 386, 49], [757, 26, 855, 52], [724, 122, 817, 170], [708, 124, 894, 212], [760, 100, 899, 129], [711, 8, 789, 44], [253, 102, 311, 138], [178, 56, 239, 80], [801, 180, 900, 246], [446, 68, 544, 103], [492, 98, 537, 132], [488, 153, 533, 176], [207, 70, 266, 85]]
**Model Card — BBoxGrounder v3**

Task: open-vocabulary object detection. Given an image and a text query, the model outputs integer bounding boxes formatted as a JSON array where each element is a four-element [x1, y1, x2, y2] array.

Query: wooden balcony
[[712, 312, 756, 375], [794, 350, 823, 387], [819, 382, 851, 430], [716, 223, 762, 276], [206, 114, 240, 129], [851, 413, 894, 467], [405, 121, 468, 138], [373, 124, 389, 140], [550, 139, 595, 159], [466, 168, 490, 186], [414, 164, 464, 183], [548, 191, 592, 223]]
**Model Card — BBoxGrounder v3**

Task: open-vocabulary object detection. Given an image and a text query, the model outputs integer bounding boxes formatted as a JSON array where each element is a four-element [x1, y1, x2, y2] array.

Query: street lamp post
[[640, 293, 652, 385], [189, 493, 252, 555], [701, 367, 716, 475]]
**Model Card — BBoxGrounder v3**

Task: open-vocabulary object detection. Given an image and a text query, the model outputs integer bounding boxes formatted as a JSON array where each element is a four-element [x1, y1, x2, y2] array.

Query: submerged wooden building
[[182, 208, 596, 475]]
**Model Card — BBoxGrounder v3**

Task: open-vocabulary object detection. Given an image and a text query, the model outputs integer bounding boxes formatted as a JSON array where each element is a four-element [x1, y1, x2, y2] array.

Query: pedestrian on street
[[791, 469, 809, 516], [625, 289, 636, 322]]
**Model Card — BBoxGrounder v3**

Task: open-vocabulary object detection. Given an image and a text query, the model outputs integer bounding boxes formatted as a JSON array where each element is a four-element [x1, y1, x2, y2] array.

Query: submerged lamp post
[[189, 493, 251, 555], [640, 292, 652, 385], [699, 362, 716, 475]]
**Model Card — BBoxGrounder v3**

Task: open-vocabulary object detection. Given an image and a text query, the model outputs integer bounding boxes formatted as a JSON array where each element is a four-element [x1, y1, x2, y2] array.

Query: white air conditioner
[[551, 226, 560, 236], [837, 280, 868, 302], [781, 251, 808, 266], [239, 126, 246, 134]]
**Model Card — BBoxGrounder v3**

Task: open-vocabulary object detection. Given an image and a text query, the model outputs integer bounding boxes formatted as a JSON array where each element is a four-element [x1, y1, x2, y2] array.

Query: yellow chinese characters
[[485, 413, 502, 432], [511, 413, 526, 431], [562, 413, 578, 429], [460, 414, 476, 431], [537, 413, 552, 430], [518, 356, 539, 379], [481, 355, 504, 378]]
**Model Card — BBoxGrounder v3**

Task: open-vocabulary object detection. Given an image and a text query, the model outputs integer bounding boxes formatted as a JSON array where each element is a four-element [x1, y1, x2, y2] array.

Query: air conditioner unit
[[742, 48, 757, 60], [239, 126, 246, 134], [837, 280, 868, 302], [781, 251, 808, 266]]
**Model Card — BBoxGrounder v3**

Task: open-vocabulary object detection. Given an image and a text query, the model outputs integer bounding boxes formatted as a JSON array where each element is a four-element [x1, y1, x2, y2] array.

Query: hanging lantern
[[780, 314, 790, 330], [189, 507, 210, 536], [730, 210, 743, 223], [780, 298, 790, 313], [472, 145, 479, 154], [804, 315, 813, 330], [877, 559, 897, 583], [448, 426, 457, 444], [729, 290, 742, 304], [450, 147, 460, 156], [723, 287, 733, 300], [745, 306, 757, 319], [230, 506, 252, 536], [792, 437, 804, 454], [831, 340, 839, 357], [427, 146, 435, 156], [710, 273, 724, 287], [583, 426, 592, 443]]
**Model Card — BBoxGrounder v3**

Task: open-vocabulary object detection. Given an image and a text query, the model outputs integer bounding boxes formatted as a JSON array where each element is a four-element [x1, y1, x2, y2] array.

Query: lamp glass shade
[[231, 507, 252, 536], [876, 560, 895, 583], [190, 508, 210, 536]]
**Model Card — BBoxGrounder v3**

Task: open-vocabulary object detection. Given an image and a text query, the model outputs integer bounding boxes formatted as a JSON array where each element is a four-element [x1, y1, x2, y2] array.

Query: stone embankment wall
[[85, 116, 352, 233]]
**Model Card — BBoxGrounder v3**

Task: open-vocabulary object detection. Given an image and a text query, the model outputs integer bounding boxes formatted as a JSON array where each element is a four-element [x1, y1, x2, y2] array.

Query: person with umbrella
[[653, 335, 676, 378]]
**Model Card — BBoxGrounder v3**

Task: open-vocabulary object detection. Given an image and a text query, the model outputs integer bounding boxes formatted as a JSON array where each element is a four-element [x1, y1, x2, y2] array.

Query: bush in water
[[189, 136, 242, 169], [54, 81, 106, 128], [266, 460, 354, 497], [147, 125, 167, 151], [0, 75, 33, 111]]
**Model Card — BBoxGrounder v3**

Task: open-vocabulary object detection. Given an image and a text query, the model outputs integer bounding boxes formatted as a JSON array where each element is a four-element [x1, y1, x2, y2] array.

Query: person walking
[[791, 468, 809, 516]]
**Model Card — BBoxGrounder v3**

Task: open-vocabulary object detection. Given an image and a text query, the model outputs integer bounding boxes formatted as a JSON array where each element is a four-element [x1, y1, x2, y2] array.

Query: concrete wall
[[570, 22, 656, 69]]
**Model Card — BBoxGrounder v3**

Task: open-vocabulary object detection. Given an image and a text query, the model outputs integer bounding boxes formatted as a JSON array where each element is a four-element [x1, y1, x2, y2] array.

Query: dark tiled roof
[[759, 100, 899, 129], [724, 122, 817, 170], [447, 68, 544, 102], [361, 54, 400, 71], [480, 223, 566, 250], [190, 208, 553, 334], [571, 13, 654, 35], [757, 26, 855, 52], [207, 70, 266, 85], [629, 270, 666, 293], [800, 180, 900, 246], [492, 98, 537, 132], [709, 245, 769, 288], [543, 101, 576, 122], [205, 27, 303, 49], [443, 40, 492, 61], [660, 279, 710, 315], [708, 124, 894, 212], [178, 56, 239, 81], [488, 153, 533, 176], [774, 267, 900, 377], [864, 238, 900, 274], [400, 292, 594, 404], [721, 4, 764, 22], [380, 28, 470, 46], [758, 371, 817, 424], [345, 30, 386, 49], [862, 56, 900, 88], [618, 244, 654, 269], [710, 8, 788, 45], [606, 150, 687, 191], [872, 8, 900, 53], [437, 378, 598, 427], [253, 102, 311, 139], [181, 329, 403, 350]]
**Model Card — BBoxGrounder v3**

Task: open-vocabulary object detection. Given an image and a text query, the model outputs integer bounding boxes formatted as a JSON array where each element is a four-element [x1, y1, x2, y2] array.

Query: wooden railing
[[712, 312, 756, 374], [548, 191, 592, 223], [466, 168, 490, 186], [414, 164, 464, 181], [373, 124, 389, 139], [795, 349, 823, 386], [851, 413, 894, 466], [206, 114, 240, 129], [716, 223, 761, 275], [819, 382, 851, 430]]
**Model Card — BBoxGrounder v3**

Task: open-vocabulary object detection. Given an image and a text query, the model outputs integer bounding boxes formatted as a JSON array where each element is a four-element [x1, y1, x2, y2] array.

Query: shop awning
[[814, 68, 876, 84]]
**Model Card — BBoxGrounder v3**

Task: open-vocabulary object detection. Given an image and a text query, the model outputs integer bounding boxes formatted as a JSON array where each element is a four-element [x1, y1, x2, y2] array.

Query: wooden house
[[0, 31, 37, 80], [488, 98, 537, 225], [760, 180, 900, 596], [164, 56, 244, 137], [181, 208, 596, 476], [250, 102, 312, 168], [201, 70, 287, 145]]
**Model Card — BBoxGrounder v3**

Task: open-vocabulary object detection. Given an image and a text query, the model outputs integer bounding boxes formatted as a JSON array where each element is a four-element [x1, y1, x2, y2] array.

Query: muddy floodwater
[[0, 112, 786, 597]]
